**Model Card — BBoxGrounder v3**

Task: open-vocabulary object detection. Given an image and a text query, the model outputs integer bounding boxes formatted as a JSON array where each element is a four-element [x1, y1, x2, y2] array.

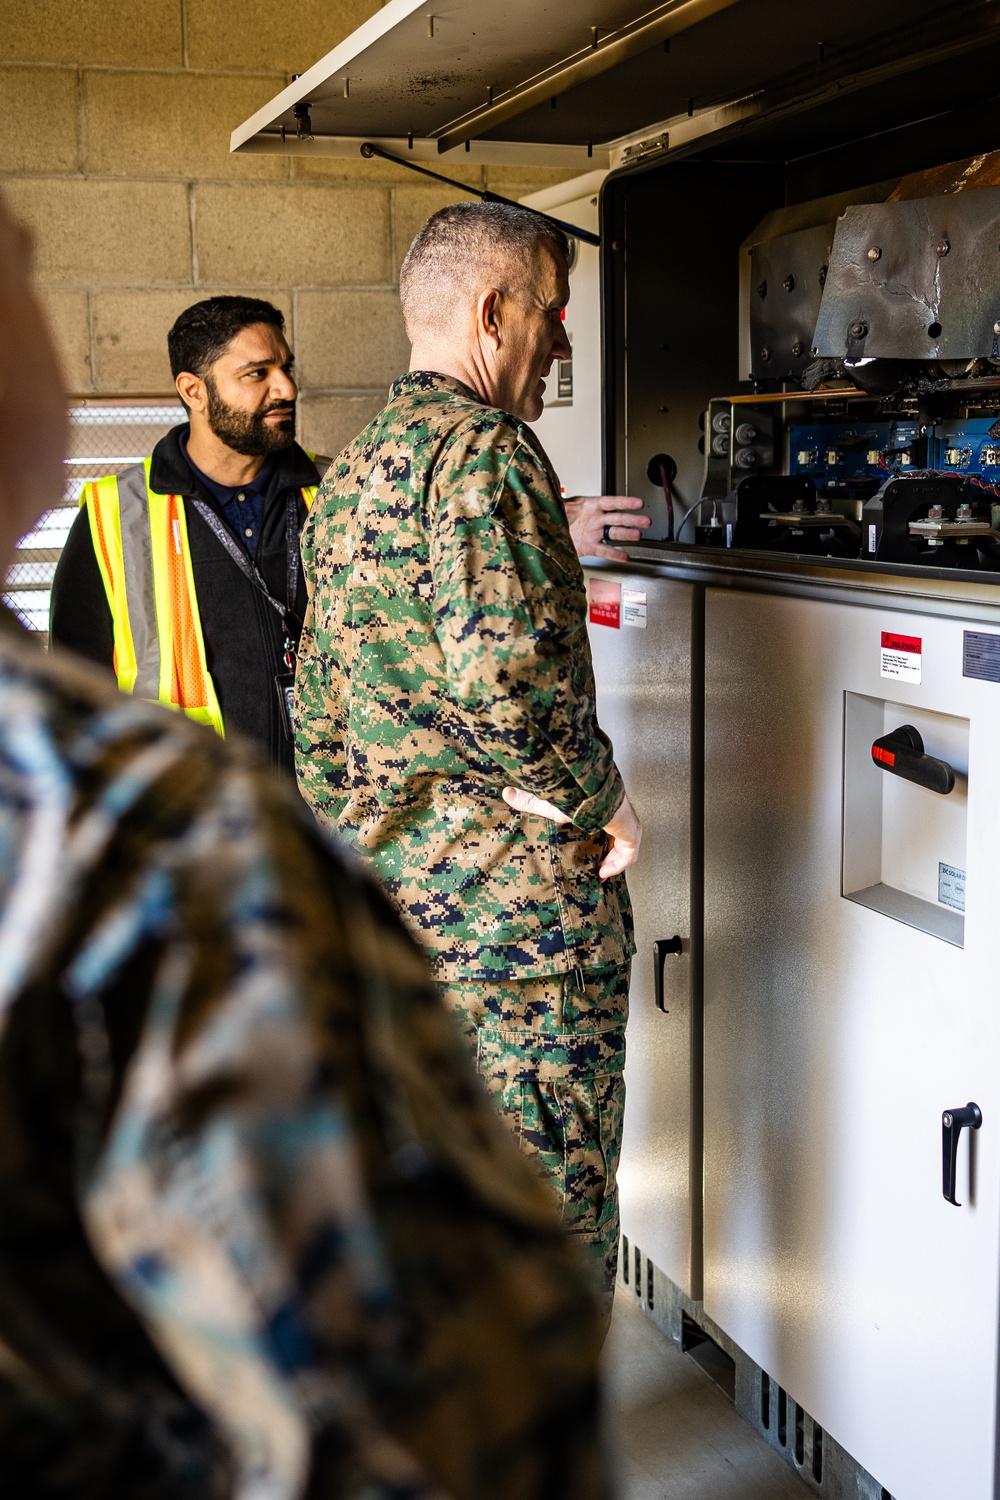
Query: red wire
[[659, 461, 674, 540]]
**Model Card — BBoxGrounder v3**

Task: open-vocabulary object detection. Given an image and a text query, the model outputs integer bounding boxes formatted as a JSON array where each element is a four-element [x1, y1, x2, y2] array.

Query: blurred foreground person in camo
[[294, 201, 641, 1320], [0, 190, 609, 1500]]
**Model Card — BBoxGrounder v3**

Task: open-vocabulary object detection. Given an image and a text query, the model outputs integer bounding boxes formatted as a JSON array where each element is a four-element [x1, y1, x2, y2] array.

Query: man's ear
[[175, 371, 207, 414], [477, 287, 503, 353]]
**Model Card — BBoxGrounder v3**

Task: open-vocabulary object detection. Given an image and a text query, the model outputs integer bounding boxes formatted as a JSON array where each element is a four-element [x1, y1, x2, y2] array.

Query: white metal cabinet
[[586, 568, 702, 1298], [528, 180, 604, 500], [703, 585, 1000, 1500]]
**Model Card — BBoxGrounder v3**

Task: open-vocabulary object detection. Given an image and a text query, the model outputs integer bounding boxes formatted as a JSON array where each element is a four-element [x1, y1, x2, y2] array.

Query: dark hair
[[167, 296, 285, 380]]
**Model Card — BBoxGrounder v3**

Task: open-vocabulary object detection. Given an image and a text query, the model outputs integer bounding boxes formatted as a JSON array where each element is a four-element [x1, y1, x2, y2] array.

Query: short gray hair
[[399, 200, 569, 338]]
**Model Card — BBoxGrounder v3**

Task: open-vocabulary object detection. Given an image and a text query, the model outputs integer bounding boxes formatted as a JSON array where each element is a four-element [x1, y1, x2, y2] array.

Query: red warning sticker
[[589, 578, 621, 628], [880, 630, 922, 683]]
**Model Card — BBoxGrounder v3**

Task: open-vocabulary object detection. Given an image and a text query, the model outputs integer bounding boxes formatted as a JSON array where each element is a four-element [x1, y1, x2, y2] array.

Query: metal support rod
[[358, 141, 600, 247]]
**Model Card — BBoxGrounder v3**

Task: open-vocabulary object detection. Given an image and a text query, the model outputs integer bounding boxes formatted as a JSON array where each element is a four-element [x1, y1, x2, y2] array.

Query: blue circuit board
[[788, 417, 1000, 493], [788, 421, 922, 492], [927, 417, 1000, 478]]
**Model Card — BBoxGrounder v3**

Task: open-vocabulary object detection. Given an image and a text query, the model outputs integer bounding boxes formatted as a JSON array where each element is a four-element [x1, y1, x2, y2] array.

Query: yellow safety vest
[[81, 458, 319, 737]]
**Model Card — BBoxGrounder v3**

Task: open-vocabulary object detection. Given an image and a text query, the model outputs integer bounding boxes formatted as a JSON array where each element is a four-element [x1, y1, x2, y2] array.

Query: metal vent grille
[[4, 400, 183, 637]]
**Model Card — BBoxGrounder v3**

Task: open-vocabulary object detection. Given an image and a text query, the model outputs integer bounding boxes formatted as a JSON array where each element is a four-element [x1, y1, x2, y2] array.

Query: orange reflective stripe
[[84, 466, 223, 735], [164, 494, 213, 713]]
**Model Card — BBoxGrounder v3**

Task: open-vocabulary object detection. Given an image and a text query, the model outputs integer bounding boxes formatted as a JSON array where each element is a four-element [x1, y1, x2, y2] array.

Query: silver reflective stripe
[[116, 464, 161, 702]]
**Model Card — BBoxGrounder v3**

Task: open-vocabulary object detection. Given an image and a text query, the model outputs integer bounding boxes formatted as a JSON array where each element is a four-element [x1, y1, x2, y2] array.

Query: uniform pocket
[[475, 1027, 625, 1233]]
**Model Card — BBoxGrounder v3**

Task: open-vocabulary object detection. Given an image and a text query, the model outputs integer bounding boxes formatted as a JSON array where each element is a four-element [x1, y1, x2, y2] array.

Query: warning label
[[622, 588, 647, 628], [880, 630, 922, 684], [963, 630, 1000, 683], [588, 578, 621, 629]]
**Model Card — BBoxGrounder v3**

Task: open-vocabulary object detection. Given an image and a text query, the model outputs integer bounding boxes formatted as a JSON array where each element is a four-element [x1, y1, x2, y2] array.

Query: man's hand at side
[[502, 786, 642, 880], [564, 494, 650, 562]]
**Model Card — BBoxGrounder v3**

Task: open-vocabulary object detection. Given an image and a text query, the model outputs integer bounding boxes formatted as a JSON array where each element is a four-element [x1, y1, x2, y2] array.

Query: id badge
[[275, 671, 295, 741]]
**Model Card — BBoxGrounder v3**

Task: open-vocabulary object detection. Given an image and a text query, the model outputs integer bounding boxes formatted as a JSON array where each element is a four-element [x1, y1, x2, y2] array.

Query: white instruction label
[[880, 630, 922, 683], [938, 862, 966, 912], [868, 523, 877, 555], [622, 588, 647, 628]]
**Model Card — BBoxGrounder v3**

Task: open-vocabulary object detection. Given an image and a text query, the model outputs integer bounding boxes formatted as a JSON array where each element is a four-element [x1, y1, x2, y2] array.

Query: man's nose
[[271, 366, 297, 400], [553, 324, 572, 361]]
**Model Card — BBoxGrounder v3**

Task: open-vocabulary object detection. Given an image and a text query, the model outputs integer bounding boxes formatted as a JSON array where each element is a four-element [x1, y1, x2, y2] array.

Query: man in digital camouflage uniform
[[0, 190, 610, 1500], [294, 201, 641, 1315]]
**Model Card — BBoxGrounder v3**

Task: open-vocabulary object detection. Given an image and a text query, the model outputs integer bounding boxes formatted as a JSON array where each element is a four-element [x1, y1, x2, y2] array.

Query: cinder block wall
[[0, 0, 567, 456]]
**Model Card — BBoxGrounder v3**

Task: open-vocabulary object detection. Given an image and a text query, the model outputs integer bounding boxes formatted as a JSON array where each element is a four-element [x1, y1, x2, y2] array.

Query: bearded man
[[50, 296, 328, 770]]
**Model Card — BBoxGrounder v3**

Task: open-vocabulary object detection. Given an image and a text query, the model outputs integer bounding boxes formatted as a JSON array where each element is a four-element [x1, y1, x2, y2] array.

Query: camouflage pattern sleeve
[[295, 505, 349, 827], [429, 420, 625, 831]]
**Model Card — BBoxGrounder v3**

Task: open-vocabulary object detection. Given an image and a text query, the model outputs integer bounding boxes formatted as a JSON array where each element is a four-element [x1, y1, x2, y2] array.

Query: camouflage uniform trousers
[[440, 963, 629, 1309]]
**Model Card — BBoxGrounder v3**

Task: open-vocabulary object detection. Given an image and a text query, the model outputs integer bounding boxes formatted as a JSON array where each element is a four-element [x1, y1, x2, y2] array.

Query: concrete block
[[4, 178, 191, 285], [92, 287, 293, 392], [296, 289, 408, 389], [185, 0, 375, 73], [0, 67, 78, 175], [0, 0, 181, 67], [85, 71, 287, 181], [195, 182, 390, 287], [37, 289, 92, 392], [299, 392, 386, 462], [391, 184, 480, 278], [485, 166, 574, 196]]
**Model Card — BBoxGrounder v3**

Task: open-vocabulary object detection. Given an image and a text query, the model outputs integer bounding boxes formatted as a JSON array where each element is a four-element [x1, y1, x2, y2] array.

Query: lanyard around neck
[[189, 493, 301, 633]]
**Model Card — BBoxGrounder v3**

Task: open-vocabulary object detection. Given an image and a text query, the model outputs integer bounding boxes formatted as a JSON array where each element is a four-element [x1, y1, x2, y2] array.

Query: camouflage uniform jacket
[[294, 371, 634, 983], [0, 614, 609, 1500]]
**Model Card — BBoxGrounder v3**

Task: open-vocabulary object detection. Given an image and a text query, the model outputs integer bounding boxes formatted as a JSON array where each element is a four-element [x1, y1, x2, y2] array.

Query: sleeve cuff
[[570, 765, 626, 832]]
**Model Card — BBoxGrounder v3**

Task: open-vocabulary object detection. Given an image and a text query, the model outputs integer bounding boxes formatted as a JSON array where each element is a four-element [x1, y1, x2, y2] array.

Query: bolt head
[[783, 274, 795, 291], [759, 346, 772, 362], [791, 340, 803, 357], [867, 246, 881, 261], [936, 240, 950, 256], [993, 320, 1000, 335], [850, 321, 869, 340]]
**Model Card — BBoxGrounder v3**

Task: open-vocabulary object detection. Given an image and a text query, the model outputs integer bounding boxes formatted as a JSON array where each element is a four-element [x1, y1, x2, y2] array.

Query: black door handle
[[653, 936, 683, 1012], [872, 724, 955, 795], [942, 1102, 982, 1205]]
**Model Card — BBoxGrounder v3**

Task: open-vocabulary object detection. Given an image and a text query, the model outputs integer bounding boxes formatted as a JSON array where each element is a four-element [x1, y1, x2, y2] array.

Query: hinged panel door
[[586, 568, 702, 1298], [703, 585, 1000, 1500]]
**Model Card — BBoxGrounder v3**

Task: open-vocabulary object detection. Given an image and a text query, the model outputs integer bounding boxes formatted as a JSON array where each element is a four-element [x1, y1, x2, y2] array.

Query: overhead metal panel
[[229, 0, 982, 171], [230, 0, 741, 169]]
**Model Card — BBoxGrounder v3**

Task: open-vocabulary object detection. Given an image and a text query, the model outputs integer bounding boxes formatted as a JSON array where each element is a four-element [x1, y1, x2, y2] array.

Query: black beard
[[204, 377, 296, 456]]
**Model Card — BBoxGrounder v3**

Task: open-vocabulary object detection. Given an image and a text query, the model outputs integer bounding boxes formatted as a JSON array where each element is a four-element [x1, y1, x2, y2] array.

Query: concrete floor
[[603, 1289, 812, 1500]]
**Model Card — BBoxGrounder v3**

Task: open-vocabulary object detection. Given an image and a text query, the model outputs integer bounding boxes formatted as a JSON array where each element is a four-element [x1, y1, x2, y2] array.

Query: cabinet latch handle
[[653, 936, 683, 1012], [942, 1102, 982, 1205]]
